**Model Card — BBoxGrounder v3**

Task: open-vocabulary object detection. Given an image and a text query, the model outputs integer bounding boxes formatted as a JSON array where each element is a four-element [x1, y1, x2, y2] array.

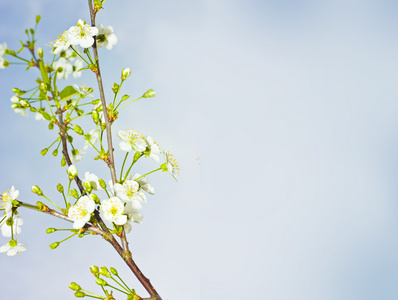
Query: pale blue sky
[[1, 0, 398, 299]]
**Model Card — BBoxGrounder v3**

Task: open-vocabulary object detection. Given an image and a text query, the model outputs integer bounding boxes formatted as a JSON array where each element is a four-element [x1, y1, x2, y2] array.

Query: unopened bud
[[95, 278, 107, 286], [99, 266, 111, 278], [74, 291, 85, 298], [143, 89, 155, 98], [52, 149, 58, 156], [37, 47, 43, 58], [57, 183, 64, 193], [32, 185, 43, 196], [61, 157, 66, 167], [98, 179, 106, 189], [74, 125, 84, 135], [49, 242, 60, 249], [90, 265, 99, 275], [90, 193, 100, 204], [48, 122, 54, 130], [39, 82, 47, 93], [67, 165, 78, 178], [70, 189, 79, 199], [121, 67, 131, 80], [83, 181, 92, 193], [110, 267, 118, 276], [69, 282, 81, 291], [111, 82, 119, 94], [121, 94, 130, 101], [46, 228, 56, 234], [41, 148, 48, 156], [36, 15, 41, 24], [91, 110, 99, 123]]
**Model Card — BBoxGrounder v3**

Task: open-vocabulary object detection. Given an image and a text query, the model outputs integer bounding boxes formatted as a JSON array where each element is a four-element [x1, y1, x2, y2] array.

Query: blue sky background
[[2, 0, 398, 299]]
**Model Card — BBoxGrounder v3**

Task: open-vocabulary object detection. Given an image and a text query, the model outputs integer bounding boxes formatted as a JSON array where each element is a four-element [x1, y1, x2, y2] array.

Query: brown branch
[[87, 1, 162, 299]]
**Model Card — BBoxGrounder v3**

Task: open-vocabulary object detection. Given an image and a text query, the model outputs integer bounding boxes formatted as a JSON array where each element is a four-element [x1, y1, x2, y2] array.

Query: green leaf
[[41, 112, 52, 121], [39, 59, 50, 85], [59, 85, 79, 102]]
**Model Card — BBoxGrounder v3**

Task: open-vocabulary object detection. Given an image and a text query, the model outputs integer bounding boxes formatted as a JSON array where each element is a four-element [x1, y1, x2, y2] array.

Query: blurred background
[[1, 0, 398, 299]]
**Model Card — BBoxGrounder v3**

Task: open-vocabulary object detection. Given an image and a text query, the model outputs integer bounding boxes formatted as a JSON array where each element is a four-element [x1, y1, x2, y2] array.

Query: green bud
[[99, 266, 111, 278], [39, 82, 47, 93], [37, 47, 43, 58], [110, 267, 118, 276], [57, 183, 64, 193], [143, 89, 156, 98], [49, 242, 60, 249], [2, 60, 9, 68], [67, 165, 78, 178], [9, 239, 17, 247], [67, 135, 73, 143], [91, 110, 99, 123], [48, 122, 54, 130], [52, 149, 58, 156], [98, 179, 106, 189], [121, 94, 130, 101], [111, 82, 119, 94], [83, 181, 92, 193], [74, 291, 85, 298], [31, 185, 43, 196], [91, 99, 100, 105], [46, 228, 56, 234], [95, 278, 107, 286], [36, 15, 41, 24], [90, 193, 100, 204], [90, 265, 99, 275], [41, 148, 48, 156], [74, 125, 84, 135], [37, 201, 45, 211], [69, 282, 81, 291], [121, 67, 131, 80], [61, 157, 66, 167], [70, 189, 79, 199]]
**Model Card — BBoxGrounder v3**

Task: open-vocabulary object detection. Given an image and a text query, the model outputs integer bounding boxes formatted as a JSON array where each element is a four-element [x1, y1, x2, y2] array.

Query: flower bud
[[2, 60, 9, 68], [121, 94, 130, 101], [49, 242, 60, 249], [69, 282, 81, 291], [74, 125, 84, 135], [90, 193, 100, 204], [90, 265, 99, 275], [143, 89, 156, 98], [70, 189, 79, 199], [36, 15, 41, 24], [110, 267, 118, 276], [48, 122, 54, 130], [61, 157, 66, 167], [41, 148, 48, 156], [68, 135, 74, 143], [32, 185, 43, 196], [37, 47, 43, 58], [56, 183, 64, 193], [91, 110, 99, 123], [52, 149, 59, 156], [99, 266, 111, 278], [111, 82, 119, 94], [99, 179, 106, 189], [121, 67, 131, 80], [39, 82, 47, 93], [95, 278, 107, 286], [46, 228, 56, 234], [83, 181, 93, 193], [67, 165, 78, 178], [74, 291, 85, 298]]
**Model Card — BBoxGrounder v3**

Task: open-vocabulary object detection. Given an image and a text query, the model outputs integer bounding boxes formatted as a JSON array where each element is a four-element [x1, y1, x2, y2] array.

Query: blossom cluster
[[0, 187, 27, 256]]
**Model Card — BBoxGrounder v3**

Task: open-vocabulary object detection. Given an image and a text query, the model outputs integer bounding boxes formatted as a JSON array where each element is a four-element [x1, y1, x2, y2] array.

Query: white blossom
[[162, 151, 180, 181], [144, 136, 161, 163], [117, 130, 147, 153], [68, 19, 98, 48], [83, 172, 102, 191], [68, 196, 95, 229], [113, 180, 146, 209], [1, 216, 23, 238], [53, 31, 71, 54], [0, 241, 27, 256], [10, 96, 29, 117], [1, 186, 19, 217], [131, 174, 155, 195], [96, 24, 118, 50], [100, 197, 127, 225], [84, 129, 99, 150], [53, 57, 73, 80]]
